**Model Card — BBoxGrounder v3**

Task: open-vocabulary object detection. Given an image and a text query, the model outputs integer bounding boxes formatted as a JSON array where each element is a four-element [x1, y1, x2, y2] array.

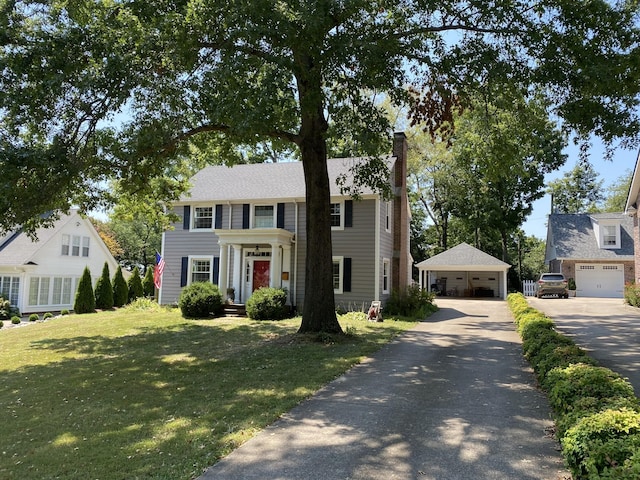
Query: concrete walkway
[[198, 298, 568, 480]]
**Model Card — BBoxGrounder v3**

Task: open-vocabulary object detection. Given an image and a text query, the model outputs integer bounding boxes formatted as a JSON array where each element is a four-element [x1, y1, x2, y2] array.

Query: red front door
[[252, 261, 271, 292]]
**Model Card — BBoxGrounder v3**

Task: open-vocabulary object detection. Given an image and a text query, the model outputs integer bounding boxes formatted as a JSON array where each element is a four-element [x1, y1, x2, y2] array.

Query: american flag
[[154, 252, 165, 289]]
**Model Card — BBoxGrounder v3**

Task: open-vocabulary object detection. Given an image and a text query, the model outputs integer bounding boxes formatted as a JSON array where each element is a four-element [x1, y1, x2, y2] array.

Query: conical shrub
[[128, 266, 144, 302], [74, 267, 96, 314], [95, 262, 114, 309], [112, 266, 128, 307], [143, 266, 155, 297]]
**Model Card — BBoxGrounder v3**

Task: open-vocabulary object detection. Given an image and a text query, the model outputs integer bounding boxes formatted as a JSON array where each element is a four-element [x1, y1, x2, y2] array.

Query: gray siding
[[160, 206, 221, 305]]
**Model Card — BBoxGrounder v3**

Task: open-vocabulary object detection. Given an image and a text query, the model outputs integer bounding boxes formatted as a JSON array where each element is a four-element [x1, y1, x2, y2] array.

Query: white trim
[[332, 256, 344, 294], [382, 258, 391, 294], [252, 204, 276, 229], [190, 204, 215, 232], [187, 255, 215, 285], [385, 201, 392, 233], [374, 198, 381, 300], [330, 200, 345, 230]]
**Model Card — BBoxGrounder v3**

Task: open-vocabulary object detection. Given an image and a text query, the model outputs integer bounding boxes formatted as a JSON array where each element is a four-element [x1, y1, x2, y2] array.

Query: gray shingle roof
[[547, 213, 634, 260], [181, 156, 394, 203], [415, 242, 510, 269]]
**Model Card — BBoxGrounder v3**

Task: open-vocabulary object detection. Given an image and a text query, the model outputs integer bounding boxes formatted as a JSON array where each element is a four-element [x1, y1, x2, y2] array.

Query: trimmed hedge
[[507, 293, 640, 479], [246, 287, 290, 320], [178, 282, 223, 318]]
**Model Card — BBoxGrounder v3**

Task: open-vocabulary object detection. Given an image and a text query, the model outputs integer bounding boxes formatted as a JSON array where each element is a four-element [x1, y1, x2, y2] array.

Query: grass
[[0, 307, 417, 480]]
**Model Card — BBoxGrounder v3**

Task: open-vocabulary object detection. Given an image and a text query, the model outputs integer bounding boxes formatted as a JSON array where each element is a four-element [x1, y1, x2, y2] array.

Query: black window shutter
[[242, 204, 250, 229], [345, 200, 353, 228], [277, 203, 285, 229], [215, 205, 223, 229], [183, 206, 191, 230], [343, 258, 352, 292], [213, 257, 220, 285], [180, 257, 188, 287]]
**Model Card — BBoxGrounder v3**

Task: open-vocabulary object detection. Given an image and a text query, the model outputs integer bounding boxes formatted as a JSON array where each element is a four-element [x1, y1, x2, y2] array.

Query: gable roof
[[0, 210, 102, 267], [546, 213, 634, 261], [181, 156, 395, 203], [415, 242, 511, 271]]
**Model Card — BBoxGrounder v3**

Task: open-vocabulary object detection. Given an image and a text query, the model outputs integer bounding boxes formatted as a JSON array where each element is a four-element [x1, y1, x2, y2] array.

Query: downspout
[[375, 197, 381, 300], [293, 200, 298, 309]]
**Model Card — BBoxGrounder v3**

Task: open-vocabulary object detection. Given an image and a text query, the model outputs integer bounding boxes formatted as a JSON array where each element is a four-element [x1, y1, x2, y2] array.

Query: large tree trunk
[[295, 52, 342, 334]]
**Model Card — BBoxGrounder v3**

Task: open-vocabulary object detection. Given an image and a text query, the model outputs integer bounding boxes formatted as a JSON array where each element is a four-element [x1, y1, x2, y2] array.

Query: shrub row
[[507, 293, 640, 479]]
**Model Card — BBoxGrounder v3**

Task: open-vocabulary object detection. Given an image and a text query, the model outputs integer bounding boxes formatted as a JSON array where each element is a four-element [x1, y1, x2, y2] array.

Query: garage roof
[[415, 242, 511, 272]]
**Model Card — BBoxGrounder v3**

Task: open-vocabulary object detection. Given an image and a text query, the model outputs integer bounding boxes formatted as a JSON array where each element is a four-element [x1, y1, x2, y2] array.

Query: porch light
[[254, 245, 260, 254]]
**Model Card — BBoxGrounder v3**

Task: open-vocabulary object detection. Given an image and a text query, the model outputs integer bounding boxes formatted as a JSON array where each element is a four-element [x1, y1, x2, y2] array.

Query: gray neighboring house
[[545, 213, 635, 298], [415, 242, 511, 300], [159, 133, 412, 312]]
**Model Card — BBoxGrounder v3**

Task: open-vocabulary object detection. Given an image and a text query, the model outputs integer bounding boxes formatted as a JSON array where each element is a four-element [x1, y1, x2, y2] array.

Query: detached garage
[[416, 243, 511, 300]]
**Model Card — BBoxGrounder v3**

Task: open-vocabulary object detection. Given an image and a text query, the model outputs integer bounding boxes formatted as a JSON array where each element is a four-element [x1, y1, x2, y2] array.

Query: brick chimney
[[392, 132, 410, 292]]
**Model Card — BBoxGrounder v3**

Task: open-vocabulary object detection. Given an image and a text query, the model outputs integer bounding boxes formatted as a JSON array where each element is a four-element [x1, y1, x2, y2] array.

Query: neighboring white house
[[0, 210, 120, 314], [416, 242, 511, 300]]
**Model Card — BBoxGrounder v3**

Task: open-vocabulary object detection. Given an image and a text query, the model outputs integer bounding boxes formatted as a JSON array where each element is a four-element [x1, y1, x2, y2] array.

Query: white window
[[52, 277, 74, 305], [254, 205, 275, 228], [385, 201, 392, 232], [190, 257, 213, 283], [383, 258, 390, 294], [82, 237, 90, 257], [61, 234, 70, 255], [0, 276, 20, 306], [72, 236, 81, 256], [602, 225, 618, 247], [332, 257, 343, 294], [192, 206, 213, 230], [330, 202, 343, 229], [63, 235, 90, 257], [29, 277, 51, 306]]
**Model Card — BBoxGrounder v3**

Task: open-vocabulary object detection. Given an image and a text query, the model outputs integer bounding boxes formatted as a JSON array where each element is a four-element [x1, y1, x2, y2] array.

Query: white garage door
[[575, 264, 624, 298]]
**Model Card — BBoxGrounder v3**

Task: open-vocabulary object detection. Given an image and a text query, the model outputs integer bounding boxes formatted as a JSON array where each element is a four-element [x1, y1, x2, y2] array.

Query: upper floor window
[[599, 223, 620, 249], [385, 201, 392, 232], [62, 234, 90, 257], [254, 205, 274, 228], [330, 202, 342, 228], [193, 206, 213, 230]]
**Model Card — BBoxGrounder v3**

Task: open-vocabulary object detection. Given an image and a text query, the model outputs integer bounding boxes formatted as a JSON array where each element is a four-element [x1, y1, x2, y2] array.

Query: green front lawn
[[0, 307, 416, 479]]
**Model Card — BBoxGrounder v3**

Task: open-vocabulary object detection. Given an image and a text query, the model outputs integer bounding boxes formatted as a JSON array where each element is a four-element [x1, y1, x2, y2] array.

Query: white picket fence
[[522, 280, 537, 297]]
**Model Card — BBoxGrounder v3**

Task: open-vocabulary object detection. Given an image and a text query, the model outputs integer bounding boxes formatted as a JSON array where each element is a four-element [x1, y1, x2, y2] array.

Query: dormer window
[[598, 223, 621, 249]]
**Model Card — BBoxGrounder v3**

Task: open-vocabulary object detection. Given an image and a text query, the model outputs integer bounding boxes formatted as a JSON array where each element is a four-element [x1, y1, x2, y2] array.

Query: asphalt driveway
[[198, 298, 567, 480], [528, 296, 640, 393]]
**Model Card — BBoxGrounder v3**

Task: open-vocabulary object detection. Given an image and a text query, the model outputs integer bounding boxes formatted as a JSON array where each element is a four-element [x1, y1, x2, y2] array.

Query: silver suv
[[536, 273, 569, 298]]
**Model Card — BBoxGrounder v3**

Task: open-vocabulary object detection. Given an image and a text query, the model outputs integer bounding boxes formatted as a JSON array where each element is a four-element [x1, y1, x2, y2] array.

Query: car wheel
[[564, 293, 569, 299]]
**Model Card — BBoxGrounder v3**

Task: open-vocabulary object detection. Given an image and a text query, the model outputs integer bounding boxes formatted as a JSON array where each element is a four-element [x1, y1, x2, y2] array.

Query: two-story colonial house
[[159, 132, 412, 312]]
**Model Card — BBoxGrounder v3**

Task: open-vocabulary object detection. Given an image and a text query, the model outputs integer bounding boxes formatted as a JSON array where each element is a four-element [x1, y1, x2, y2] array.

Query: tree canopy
[[547, 162, 605, 213], [2, 0, 640, 331]]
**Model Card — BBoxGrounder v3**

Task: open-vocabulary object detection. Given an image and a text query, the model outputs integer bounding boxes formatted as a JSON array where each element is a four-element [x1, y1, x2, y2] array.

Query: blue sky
[[522, 139, 638, 239]]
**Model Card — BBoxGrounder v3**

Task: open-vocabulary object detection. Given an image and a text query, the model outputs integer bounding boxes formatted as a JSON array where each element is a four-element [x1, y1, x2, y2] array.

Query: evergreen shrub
[[112, 266, 128, 307], [143, 267, 155, 297], [246, 287, 289, 320], [29, 313, 39, 322], [178, 282, 223, 318], [43, 312, 53, 319], [11, 316, 21, 324], [127, 266, 144, 303], [95, 262, 114, 309], [74, 267, 96, 314], [384, 284, 437, 318]]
